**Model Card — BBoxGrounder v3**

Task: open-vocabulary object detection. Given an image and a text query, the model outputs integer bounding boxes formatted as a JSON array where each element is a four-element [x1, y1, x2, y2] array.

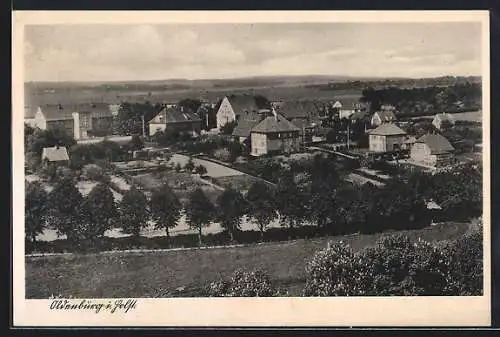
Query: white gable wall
[[216, 97, 236, 130]]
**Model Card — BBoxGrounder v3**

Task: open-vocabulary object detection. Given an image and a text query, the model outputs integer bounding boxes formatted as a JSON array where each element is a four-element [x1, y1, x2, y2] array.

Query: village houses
[[249, 109, 301, 157], [410, 133, 455, 168], [29, 103, 114, 140], [41, 145, 70, 167], [432, 112, 456, 130], [370, 105, 397, 127], [368, 123, 407, 153], [148, 105, 202, 137], [216, 95, 260, 130]]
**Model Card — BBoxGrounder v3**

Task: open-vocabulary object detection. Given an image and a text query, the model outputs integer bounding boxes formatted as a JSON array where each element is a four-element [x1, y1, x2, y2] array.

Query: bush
[[82, 164, 109, 183], [206, 269, 284, 297], [220, 121, 237, 135], [195, 164, 208, 176], [213, 148, 231, 162], [304, 229, 483, 296]]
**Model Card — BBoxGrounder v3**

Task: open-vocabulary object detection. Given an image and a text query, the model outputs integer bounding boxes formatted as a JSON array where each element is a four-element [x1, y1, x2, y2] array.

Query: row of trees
[[26, 154, 481, 251], [361, 82, 481, 114]]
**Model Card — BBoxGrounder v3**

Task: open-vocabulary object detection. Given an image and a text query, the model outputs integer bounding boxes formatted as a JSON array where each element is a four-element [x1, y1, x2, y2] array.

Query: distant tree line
[[360, 82, 481, 114]]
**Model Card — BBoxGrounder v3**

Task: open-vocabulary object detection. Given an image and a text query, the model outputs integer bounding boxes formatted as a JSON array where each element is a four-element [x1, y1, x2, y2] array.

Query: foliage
[[246, 181, 276, 241], [114, 102, 160, 136], [119, 187, 149, 238], [80, 183, 118, 239], [195, 164, 208, 176], [185, 188, 215, 246], [304, 226, 483, 296], [178, 99, 201, 115], [25, 181, 49, 243], [69, 141, 128, 169], [129, 135, 145, 151], [150, 183, 182, 239], [25, 126, 76, 156], [360, 83, 481, 115], [207, 269, 284, 297], [47, 177, 84, 242], [215, 187, 247, 242], [219, 120, 237, 135], [82, 164, 109, 182], [184, 157, 195, 172], [213, 148, 231, 162]]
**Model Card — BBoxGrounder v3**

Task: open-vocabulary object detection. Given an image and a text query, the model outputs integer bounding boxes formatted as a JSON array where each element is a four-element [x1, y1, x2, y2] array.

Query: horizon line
[[24, 73, 482, 85]]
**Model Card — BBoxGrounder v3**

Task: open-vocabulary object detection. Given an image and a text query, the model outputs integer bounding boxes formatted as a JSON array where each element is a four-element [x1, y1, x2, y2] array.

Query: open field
[[26, 80, 363, 106], [26, 221, 473, 298]]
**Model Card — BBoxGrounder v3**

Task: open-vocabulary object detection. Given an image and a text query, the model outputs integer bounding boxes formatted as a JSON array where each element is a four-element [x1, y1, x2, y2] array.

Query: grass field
[[26, 221, 473, 298]]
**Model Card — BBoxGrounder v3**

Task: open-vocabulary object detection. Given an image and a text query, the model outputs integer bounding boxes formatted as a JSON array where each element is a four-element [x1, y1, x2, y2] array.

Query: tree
[[150, 183, 181, 244], [119, 187, 149, 240], [81, 183, 117, 240], [216, 187, 247, 242], [178, 99, 201, 115], [25, 181, 49, 246], [128, 135, 144, 151], [47, 177, 84, 243], [220, 121, 237, 135], [246, 181, 276, 242], [184, 157, 195, 172], [185, 188, 215, 247], [195, 164, 208, 176]]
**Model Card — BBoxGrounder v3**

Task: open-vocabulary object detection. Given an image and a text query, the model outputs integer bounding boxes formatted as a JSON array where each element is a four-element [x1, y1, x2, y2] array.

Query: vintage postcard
[[13, 10, 491, 327]]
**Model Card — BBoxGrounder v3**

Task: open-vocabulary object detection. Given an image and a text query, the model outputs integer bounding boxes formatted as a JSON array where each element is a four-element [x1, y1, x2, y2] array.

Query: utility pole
[[141, 114, 146, 138], [347, 121, 350, 150]]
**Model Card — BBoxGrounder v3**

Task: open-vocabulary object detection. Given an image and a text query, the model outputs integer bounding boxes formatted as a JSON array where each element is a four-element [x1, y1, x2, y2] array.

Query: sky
[[24, 22, 482, 82]]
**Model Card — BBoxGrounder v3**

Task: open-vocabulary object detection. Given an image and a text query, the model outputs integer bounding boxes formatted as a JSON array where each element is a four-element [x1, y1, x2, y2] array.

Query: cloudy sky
[[24, 22, 482, 82]]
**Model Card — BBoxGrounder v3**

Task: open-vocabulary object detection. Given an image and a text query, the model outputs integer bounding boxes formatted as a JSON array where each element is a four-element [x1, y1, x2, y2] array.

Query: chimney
[[181, 106, 184, 112], [272, 108, 278, 121]]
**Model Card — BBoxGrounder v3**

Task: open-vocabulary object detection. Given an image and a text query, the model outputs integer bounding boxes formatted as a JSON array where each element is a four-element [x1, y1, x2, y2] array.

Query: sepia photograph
[[13, 10, 490, 326]]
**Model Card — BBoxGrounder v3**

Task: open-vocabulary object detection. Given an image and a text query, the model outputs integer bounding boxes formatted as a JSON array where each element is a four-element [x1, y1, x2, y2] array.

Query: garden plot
[[169, 154, 243, 178]]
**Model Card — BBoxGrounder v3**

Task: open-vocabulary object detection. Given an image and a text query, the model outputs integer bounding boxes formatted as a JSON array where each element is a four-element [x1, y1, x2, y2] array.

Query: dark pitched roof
[[226, 95, 259, 117], [251, 112, 300, 134], [42, 146, 70, 162], [39, 105, 75, 121], [368, 123, 407, 136], [232, 119, 260, 138], [279, 100, 321, 120], [416, 134, 455, 154], [149, 106, 201, 124], [351, 110, 369, 120]]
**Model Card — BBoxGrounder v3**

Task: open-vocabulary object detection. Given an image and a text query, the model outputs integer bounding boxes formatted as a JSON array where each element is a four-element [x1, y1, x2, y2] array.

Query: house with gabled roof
[[410, 133, 455, 168], [41, 145, 70, 167], [250, 109, 301, 156], [31, 103, 114, 140], [371, 105, 397, 127], [148, 105, 202, 137], [216, 95, 260, 130], [279, 100, 323, 122], [432, 112, 455, 130], [368, 123, 407, 153]]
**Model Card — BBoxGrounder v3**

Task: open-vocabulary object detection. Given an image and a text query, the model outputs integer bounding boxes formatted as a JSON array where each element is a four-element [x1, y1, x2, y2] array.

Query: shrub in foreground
[[206, 269, 285, 297], [304, 228, 483, 297]]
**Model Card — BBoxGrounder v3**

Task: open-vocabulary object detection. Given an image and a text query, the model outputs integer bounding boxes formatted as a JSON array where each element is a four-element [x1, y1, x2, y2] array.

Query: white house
[[432, 112, 455, 130], [216, 95, 259, 130]]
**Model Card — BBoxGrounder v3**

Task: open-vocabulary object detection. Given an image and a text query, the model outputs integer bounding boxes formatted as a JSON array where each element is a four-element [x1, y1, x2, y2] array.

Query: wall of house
[[216, 97, 236, 130], [33, 109, 47, 129], [251, 133, 268, 156], [149, 123, 167, 136], [369, 134, 406, 152], [411, 143, 453, 167]]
